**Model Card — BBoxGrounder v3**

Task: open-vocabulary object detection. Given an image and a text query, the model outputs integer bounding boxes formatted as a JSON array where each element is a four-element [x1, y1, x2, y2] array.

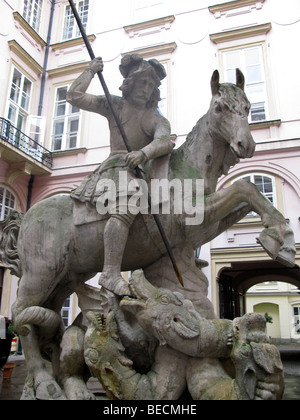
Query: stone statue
[[0, 58, 295, 399], [67, 55, 174, 297]]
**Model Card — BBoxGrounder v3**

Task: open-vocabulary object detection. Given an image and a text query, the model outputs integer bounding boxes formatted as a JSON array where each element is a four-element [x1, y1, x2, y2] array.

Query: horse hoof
[[276, 248, 295, 268], [257, 229, 282, 260], [276, 225, 296, 267], [35, 378, 66, 400], [99, 273, 131, 297]]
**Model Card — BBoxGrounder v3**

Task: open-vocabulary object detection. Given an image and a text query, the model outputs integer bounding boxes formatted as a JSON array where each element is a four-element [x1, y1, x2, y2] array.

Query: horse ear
[[236, 68, 245, 91], [211, 70, 220, 96]]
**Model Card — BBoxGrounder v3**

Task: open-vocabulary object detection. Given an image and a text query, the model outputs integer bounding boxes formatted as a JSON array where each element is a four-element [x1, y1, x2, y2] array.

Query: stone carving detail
[[84, 270, 284, 400], [0, 56, 295, 399]]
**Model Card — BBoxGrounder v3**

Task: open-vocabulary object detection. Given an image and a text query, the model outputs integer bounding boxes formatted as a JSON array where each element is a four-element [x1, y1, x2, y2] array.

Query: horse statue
[[0, 69, 295, 400]]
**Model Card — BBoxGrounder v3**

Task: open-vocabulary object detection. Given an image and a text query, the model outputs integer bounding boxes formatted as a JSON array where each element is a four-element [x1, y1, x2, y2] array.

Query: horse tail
[[0, 210, 24, 278]]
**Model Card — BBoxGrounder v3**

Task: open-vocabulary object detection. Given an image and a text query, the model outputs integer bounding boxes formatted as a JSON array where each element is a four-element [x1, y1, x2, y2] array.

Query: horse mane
[[218, 83, 250, 115]]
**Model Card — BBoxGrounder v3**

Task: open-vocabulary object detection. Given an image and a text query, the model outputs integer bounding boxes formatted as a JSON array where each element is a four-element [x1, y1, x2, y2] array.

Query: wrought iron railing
[[0, 117, 53, 170]]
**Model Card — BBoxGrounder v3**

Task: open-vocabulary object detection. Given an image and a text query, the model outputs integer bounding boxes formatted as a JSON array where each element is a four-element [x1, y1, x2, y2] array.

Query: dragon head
[[120, 270, 201, 347]]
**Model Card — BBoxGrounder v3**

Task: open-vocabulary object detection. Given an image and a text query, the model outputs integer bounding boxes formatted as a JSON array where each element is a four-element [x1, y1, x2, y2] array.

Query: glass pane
[[67, 118, 79, 149], [52, 120, 64, 151], [251, 103, 266, 122], [7, 104, 17, 125], [10, 69, 22, 103], [54, 121, 64, 135], [71, 105, 80, 114], [52, 137, 62, 151], [226, 69, 236, 84], [246, 65, 263, 84], [21, 78, 32, 111], [226, 50, 241, 69], [247, 84, 264, 100], [77, 0, 89, 30], [55, 87, 67, 116], [57, 87, 67, 102], [0, 188, 16, 221], [70, 119, 79, 132], [56, 103, 66, 117], [245, 47, 260, 67]]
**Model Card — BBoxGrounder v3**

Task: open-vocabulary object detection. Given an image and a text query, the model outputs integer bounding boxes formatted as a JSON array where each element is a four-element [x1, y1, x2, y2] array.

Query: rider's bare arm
[[66, 57, 112, 117]]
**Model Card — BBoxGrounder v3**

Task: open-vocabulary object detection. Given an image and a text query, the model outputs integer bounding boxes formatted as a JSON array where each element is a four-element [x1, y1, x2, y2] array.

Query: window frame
[[61, 295, 73, 327], [219, 41, 271, 123], [62, 0, 89, 41], [22, 0, 44, 34], [6, 66, 33, 133], [0, 186, 17, 221], [51, 85, 81, 152], [292, 305, 300, 336], [233, 173, 277, 218]]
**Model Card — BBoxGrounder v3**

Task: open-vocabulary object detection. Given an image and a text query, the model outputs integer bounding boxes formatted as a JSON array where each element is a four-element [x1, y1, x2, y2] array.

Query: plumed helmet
[[119, 54, 166, 85]]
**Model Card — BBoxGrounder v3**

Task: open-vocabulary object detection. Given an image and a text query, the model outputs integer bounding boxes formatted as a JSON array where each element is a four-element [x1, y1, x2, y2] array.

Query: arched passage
[[253, 302, 281, 339], [218, 260, 300, 320]]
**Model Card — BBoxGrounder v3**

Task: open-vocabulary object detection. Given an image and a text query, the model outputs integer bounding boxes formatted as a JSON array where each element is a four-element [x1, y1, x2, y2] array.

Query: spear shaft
[[68, 0, 184, 287]]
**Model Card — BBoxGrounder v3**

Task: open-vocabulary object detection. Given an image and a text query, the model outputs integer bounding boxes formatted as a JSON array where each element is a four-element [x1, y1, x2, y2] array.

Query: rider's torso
[[108, 105, 156, 153]]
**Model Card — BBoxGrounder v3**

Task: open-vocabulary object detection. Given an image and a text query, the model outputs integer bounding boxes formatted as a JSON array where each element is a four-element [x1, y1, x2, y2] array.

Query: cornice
[[249, 119, 281, 131], [210, 22, 272, 43], [209, 0, 265, 15], [122, 42, 177, 59], [8, 40, 44, 74], [51, 34, 96, 51], [124, 15, 175, 34], [47, 62, 89, 78], [13, 11, 46, 48]]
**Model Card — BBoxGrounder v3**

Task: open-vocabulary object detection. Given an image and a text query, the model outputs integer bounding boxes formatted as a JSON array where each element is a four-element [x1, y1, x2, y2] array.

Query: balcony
[[0, 117, 52, 175]]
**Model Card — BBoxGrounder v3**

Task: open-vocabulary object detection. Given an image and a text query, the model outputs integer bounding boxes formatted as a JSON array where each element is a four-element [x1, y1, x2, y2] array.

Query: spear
[[68, 0, 184, 287]]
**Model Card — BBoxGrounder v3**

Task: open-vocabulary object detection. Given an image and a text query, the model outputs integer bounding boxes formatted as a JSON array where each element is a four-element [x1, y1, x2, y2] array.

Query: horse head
[[208, 69, 256, 160]]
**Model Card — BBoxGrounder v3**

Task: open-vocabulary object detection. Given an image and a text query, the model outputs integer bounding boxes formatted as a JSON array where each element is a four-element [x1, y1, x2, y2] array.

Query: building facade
[[0, 0, 299, 338]]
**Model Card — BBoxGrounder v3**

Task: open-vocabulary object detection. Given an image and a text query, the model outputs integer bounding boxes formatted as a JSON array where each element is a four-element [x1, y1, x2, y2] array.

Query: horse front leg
[[204, 179, 296, 267]]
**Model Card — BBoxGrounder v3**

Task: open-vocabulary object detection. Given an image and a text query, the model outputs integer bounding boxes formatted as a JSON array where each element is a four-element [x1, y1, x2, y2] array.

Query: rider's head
[[119, 54, 166, 109]]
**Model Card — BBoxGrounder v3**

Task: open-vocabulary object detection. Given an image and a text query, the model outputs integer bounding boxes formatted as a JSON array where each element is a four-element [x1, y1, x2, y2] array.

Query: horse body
[[3, 70, 295, 399]]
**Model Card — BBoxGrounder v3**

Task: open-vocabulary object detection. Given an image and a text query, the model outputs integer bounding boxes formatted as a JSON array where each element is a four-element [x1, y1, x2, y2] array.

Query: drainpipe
[[38, 0, 56, 117], [27, 0, 56, 211]]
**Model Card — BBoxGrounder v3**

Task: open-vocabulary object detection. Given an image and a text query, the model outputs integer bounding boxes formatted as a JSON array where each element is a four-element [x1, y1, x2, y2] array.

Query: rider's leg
[[99, 213, 135, 296]]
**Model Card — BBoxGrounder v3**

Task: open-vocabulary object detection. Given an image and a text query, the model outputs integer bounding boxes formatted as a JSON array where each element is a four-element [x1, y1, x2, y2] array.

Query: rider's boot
[[99, 215, 132, 296]]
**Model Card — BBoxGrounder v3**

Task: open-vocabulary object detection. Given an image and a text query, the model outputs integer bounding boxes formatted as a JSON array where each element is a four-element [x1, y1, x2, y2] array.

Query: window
[[222, 45, 268, 122], [237, 174, 276, 217], [51, 86, 81, 151], [62, 0, 89, 41], [61, 296, 72, 327], [23, 0, 43, 33], [7, 67, 32, 134], [293, 306, 300, 335], [0, 187, 16, 221], [28, 116, 45, 146]]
